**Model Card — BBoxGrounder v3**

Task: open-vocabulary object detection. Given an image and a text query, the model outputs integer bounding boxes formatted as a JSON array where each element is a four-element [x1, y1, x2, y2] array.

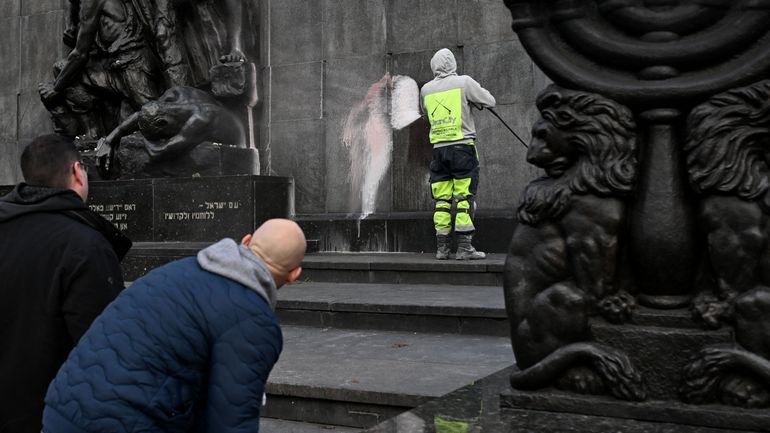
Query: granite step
[[264, 325, 514, 429], [277, 282, 508, 337], [260, 418, 359, 433], [123, 244, 506, 285], [297, 253, 505, 286]]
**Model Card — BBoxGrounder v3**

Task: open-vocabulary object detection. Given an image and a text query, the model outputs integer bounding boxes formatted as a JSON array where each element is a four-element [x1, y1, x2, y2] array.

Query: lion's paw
[[720, 373, 770, 408], [557, 366, 605, 396], [691, 295, 732, 330], [598, 291, 636, 324]]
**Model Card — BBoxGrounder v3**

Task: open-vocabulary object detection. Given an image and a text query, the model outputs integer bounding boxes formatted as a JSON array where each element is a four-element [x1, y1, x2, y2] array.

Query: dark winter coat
[[0, 184, 129, 433], [42, 239, 283, 433]]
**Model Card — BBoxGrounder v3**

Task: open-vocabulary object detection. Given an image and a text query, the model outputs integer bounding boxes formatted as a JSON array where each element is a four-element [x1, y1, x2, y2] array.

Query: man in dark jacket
[[0, 134, 130, 433], [43, 218, 306, 433]]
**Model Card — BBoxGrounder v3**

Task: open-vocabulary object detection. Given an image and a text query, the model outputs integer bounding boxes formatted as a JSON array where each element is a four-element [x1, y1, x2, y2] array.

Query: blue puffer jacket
[[43, 239, 283, 433]]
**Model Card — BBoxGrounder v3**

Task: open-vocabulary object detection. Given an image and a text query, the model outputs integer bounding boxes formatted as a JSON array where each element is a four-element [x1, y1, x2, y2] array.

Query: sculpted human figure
[[504, 85, 645, 401], [132, 0, 246, 86], [39, 0, 162, 139], [96, 86, 246, 168], [680, 80, 770, 408]]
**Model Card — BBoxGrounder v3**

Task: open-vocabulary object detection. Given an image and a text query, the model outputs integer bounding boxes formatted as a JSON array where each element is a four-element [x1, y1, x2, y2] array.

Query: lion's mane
[[685, 80, 770, 213], [517, 85, 638, 225]]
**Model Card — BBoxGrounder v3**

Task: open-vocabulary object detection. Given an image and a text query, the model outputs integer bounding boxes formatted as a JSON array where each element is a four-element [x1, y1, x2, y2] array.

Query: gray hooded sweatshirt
[[420, 48, 496, 147], [197, 238, 279, 309]]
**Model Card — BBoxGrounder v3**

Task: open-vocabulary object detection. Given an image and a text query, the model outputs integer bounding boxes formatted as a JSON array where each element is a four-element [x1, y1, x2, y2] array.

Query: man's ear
[[72, 161, 86, 186], [285, 266, 302, 284], [241, 233, 252, 246]]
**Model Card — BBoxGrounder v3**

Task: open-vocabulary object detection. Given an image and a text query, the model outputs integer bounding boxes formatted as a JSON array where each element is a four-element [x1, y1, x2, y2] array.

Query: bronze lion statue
[[681, 80, 770, 408], [504, 85, 646, 401]]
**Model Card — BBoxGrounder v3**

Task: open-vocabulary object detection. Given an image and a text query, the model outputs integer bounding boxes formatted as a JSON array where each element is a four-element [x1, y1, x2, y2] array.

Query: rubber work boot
[[455, 234, 486, 260], [436, 234, 451, 260]]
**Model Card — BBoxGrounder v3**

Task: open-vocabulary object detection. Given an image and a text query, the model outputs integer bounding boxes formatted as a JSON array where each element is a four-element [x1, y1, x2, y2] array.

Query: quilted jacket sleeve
[[201, 314, 283, 432]]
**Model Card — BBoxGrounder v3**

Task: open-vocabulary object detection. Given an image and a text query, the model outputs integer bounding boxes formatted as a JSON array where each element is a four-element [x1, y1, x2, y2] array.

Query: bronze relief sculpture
[[39, 0, 255, 179], [506, 85, 645, 401], [503, 0, 770, 423]]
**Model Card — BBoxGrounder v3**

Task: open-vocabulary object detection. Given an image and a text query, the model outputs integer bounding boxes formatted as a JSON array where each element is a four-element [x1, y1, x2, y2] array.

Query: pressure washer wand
[[471, 103, 528, 149]]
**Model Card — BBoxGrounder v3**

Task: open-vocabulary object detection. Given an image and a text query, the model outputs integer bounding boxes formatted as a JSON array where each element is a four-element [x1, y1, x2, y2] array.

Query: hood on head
[[197, 238, 279, 309], [430, 48, 457, 78], [0, 183, 85, 223]]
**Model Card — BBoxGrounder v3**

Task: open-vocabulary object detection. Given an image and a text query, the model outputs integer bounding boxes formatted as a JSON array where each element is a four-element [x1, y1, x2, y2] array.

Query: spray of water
[[342, 74, 421, 231]]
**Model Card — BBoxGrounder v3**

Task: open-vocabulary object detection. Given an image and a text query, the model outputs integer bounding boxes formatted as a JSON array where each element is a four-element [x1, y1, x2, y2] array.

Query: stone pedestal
[[86, 175, 293, 242], [498, 308, 770, 432]]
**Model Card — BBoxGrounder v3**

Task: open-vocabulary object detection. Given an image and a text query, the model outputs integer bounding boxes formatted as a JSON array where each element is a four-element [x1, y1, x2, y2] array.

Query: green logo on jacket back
[[424, 88, 463, 143]]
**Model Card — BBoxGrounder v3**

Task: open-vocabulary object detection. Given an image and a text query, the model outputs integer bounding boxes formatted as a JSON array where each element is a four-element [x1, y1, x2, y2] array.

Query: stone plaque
[[88, 180, 154, 241], [154, 176, 254, 242]]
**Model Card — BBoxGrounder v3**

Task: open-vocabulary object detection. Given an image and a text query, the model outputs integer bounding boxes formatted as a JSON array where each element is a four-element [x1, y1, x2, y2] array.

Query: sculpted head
[[517, 85, 638, 224], [685, 80, 770, 212], [241, 219, 306, 288], [138, 101, 183, 140]]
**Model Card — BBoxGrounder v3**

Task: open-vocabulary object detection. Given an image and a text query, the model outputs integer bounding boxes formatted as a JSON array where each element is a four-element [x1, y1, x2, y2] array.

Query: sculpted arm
[[96, 112, 141, 158], [52, 0, 103, 95]]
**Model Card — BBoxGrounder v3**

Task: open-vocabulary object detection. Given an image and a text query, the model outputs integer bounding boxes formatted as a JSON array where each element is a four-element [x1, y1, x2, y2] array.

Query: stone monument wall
[[0, 0, 66, 184], [1, 0, 548, 217], [260, 0, 548, 215]]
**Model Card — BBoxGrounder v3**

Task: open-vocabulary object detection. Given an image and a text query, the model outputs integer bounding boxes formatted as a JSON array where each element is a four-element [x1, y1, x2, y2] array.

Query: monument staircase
[[124, 243, 514, 432], [126, 247, 512, 432]]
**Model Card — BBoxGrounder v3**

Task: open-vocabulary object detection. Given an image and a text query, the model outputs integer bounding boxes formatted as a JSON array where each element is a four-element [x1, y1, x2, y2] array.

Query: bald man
[[43, 219, 306, 433]]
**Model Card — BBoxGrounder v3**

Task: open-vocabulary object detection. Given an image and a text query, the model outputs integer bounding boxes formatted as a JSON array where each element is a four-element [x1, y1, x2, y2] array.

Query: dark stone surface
[[365, 367, 766, 433], [18, 90, 54, 140], [276, 281, 508, 336], [21, 0, 62, 17], [270, 119, 326, 213], [86, 175, 292, 242], [323, 0, 386, 60], [96, 139, 258, 180], [387, 0, 457, 54], [0, 0, 19, 18], [322, 116, 356, 213], [457, 0, 517, 46], [296, 211, 516, 253], [0, 95, 18, 143], [268, 0, 322, 66], [464, 41, 533, 107], [391, 50, 463, 88], [391, 118, 433, 213], [20, 11, 63, 93], [270, 62, 323, 121], [324, 56, 387, 120], [0, 17, 20, 96], [473, 103, 539, 210], [88, 180, 154, 242], [590, 318, 733, 400], [263, 395, 408, 430], [0, 148, 19, 186], [153, 176, 253, 242], [277, 310, 508, 338], [501, 389, 770, 432]]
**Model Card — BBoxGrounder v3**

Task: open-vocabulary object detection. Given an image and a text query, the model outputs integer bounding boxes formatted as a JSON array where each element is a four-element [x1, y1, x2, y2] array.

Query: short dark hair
[[20, 134, 80, 188]]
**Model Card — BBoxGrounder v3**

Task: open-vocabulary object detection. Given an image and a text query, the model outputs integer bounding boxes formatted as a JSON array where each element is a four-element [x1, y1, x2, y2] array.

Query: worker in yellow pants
[[430, 143, 484, 260], [421, 48, 495, 260]]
